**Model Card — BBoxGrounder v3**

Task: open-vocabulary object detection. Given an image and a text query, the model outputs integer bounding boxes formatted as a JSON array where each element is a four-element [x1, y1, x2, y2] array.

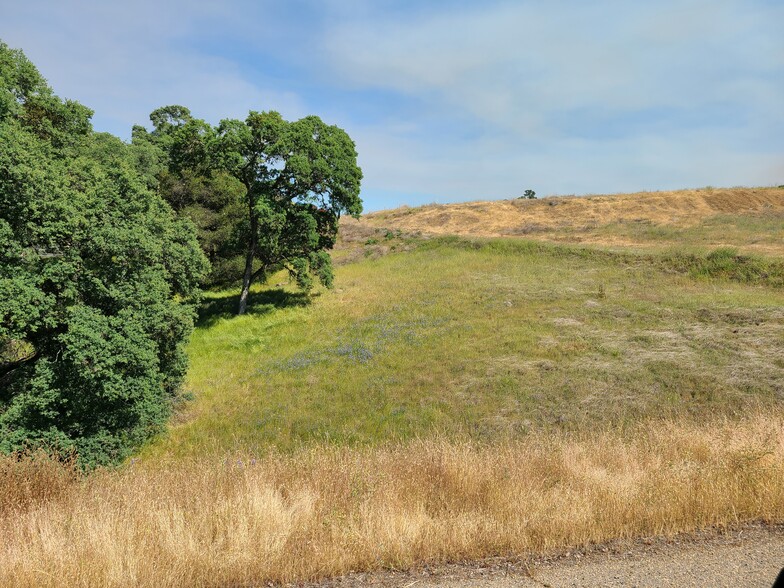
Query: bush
[[0, 42, 208, 467]]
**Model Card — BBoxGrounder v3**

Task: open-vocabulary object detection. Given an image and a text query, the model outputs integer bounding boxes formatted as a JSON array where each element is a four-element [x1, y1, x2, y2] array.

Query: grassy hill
[[151, 236, 784, 457], [5, 186, 784, 587], [146, 186, 784, 456], [343, 186, 784, 257]]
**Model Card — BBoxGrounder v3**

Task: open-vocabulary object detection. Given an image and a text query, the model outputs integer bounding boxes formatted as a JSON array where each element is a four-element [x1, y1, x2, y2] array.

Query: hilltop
[[342, 186, 784, 257]]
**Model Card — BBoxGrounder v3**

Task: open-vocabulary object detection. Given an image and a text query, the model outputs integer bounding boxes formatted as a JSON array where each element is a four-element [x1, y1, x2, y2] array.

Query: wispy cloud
[[2, 0, 782, 210], [1, 0, 307, 136], [325, 2, 783, 121], [317, 1, 784, 206]]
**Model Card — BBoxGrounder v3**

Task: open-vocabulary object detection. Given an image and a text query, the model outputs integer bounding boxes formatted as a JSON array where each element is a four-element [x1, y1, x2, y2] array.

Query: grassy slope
[[7, 188, 784, 587], [149, 236, 784, 457], [349, 186, 784, 256]]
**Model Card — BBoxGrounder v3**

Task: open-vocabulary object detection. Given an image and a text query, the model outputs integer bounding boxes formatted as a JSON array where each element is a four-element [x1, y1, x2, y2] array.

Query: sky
[[1, 0, 783, 212]]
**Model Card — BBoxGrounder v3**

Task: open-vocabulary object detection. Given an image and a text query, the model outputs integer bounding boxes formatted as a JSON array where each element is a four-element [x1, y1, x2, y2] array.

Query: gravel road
[[315, 523, 784, 588]]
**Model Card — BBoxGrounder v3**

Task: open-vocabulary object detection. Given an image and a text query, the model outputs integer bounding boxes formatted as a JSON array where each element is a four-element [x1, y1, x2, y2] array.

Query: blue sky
[[2, 0, 782, 211]]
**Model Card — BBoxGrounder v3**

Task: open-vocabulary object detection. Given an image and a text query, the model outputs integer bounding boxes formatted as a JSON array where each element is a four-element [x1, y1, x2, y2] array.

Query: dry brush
[[2, 413, 783, 587]]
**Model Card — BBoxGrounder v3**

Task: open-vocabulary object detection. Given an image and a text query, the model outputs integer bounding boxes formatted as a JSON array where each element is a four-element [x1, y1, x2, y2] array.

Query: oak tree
[[218, 111, 363, 314], [139, 107, 363, 314]]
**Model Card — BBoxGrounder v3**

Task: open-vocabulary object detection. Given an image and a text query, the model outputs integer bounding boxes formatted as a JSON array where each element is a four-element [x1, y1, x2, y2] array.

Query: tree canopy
[[136, 107, 363, 314], [0, 39, 362, 466], [132, 107, 247, 285], [0, 43, 208, 466]]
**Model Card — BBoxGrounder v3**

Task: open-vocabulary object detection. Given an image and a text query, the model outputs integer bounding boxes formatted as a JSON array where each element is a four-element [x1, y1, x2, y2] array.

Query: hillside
[[6, 186, 784, 588], [342, 187, 784, 257], [152, 236, 784, 456]]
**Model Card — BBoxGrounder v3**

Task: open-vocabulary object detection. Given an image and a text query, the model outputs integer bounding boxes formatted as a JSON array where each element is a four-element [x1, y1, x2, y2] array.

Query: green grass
[[145, 238, 784, 457]]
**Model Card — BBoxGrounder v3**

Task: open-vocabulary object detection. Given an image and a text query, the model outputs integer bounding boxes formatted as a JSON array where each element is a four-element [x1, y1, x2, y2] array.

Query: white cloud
[[323, 1, 783, 134], [318, 0, 783, 203], [2, 0, 781, 207], [1, 0, 307, 137]]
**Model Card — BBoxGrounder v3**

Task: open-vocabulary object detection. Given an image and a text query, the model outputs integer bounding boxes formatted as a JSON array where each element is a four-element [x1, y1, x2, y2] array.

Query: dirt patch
[[308, 522, 784, 588]]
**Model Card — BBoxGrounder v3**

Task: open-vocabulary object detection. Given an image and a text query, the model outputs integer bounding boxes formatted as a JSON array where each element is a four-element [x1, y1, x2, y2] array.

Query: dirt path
[[314, 523, 784, 588]]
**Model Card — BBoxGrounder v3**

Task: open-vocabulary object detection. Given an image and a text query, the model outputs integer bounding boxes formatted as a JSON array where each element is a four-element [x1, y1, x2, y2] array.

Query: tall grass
[[3, 414, 783, 587], [593, 211, 784, 256], [0, 450, 78, 513], [421, 236, 784, 287]]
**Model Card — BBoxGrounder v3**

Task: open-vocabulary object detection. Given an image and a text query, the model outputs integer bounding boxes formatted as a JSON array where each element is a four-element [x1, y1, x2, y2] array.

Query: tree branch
[[250, 265, 267, 282], [0, 351, 39, 391]]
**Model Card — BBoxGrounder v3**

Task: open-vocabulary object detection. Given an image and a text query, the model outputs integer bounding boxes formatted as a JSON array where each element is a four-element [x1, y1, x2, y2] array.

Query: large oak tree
[[138, 107, 363, 314]]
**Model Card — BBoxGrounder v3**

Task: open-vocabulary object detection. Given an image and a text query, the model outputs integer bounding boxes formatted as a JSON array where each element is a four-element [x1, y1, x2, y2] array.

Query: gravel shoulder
[[312, 523, 784, 588]]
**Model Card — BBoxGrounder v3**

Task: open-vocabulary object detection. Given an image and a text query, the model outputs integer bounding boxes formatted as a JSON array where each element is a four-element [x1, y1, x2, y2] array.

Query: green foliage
[[418, 236, 784, 289], [132, 108, 247, 286], [520, 189, 536, 199], [224, 112, 362, 314], [139, 106, 363, 313], [0, 42, 208, 467], [659, 247, 784, 287]]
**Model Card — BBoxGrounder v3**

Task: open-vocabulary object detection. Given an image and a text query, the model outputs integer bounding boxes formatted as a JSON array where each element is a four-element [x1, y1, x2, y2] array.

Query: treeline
[[0, 42, 362, 466]]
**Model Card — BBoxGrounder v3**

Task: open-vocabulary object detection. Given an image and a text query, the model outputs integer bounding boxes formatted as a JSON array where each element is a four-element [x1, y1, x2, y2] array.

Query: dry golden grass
[[0, 451, 78, 514], [3, 413, 784, 587], [347, 186, 784, 256]]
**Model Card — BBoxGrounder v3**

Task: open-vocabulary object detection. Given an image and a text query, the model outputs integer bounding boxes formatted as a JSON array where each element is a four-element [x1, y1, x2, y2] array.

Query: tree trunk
[[238, 247, 254, 315], [238, 196, 258, 315]]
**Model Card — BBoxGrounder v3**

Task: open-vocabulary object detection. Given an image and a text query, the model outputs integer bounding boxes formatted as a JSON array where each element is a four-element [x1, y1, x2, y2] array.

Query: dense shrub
[[0, 42, 208, 467]]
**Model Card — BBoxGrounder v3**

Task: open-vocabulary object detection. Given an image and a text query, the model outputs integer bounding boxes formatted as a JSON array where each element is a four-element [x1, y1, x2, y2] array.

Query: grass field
[[4, 414, 784, 587], [3, 187, 784, 587], [150, 236, 784, 456]]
